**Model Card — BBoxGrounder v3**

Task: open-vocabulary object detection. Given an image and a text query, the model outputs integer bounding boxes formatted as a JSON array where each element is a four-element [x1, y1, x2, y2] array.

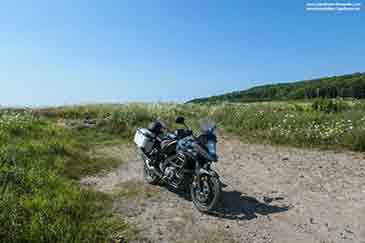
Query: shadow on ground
[[166, 184, 290, 221], [209, 190, 290, 220]]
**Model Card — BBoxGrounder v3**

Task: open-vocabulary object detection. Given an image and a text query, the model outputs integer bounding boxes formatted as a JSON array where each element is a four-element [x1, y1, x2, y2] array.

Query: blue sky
[[0, 0, 364, 106]]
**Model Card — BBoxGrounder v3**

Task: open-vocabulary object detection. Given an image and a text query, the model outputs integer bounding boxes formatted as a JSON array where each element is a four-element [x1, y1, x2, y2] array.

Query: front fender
[[198, 168, 219, 178]]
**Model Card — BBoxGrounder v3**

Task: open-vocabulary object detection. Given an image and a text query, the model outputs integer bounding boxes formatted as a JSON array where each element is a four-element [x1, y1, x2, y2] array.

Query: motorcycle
[[133, 116, 221, 212]]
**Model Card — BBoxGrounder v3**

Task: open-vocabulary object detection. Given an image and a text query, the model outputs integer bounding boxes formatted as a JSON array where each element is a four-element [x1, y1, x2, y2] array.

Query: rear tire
[[191, 175, 221, 212], [143, 162, 160, 185]]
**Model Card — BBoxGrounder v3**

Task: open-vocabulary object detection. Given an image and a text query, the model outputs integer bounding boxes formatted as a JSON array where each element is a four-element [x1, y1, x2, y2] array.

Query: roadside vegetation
[[33, 99, 365, 152], [212, 99, 365, 151], [0, 110, 132, 242], [1, 98, 365, 242], [32, 99, 365, 152]]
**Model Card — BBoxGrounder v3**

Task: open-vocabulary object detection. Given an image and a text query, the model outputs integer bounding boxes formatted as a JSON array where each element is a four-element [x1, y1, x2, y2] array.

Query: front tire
[[191, 175, 221, 212]]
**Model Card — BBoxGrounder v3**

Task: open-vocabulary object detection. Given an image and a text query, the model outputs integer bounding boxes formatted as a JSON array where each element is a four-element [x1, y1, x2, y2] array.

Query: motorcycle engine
[[160, 154, 185, 187], [164, 166, 176, 180]]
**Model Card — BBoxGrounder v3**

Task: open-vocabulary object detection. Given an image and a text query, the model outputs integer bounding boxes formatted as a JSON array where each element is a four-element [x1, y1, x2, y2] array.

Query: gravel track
[[81, 137, 365, 243]]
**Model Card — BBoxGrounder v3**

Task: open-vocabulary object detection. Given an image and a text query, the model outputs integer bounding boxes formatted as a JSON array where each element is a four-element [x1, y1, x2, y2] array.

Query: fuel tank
[[161, 139, 177, 155]]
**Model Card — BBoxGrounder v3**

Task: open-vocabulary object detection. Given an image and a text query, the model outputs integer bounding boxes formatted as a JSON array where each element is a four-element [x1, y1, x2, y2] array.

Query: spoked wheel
[[191, 175, 221, 212], [143, 161, 160, 185]]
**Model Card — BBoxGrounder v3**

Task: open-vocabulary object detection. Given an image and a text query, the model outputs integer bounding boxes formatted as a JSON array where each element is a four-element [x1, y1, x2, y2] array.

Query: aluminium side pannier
[[134, 128, 155, 153]]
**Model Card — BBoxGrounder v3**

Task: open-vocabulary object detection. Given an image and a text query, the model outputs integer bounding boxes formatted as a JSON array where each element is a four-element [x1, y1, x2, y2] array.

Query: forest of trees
[[189, 72, 365, 103]]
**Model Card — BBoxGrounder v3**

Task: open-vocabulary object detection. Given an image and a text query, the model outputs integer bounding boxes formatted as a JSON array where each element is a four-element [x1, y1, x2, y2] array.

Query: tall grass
[[209, 101, 365, 151], [0, 111, 131, 242], [36, 100, 365, 151]]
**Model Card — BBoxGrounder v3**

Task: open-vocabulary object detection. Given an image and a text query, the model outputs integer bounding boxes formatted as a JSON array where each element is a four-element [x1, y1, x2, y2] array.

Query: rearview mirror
[[176, 116, 185, 125]]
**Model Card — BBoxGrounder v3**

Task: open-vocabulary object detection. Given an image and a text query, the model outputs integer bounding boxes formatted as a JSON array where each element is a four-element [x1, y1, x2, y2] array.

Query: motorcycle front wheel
[[191, 175, 221, 212]]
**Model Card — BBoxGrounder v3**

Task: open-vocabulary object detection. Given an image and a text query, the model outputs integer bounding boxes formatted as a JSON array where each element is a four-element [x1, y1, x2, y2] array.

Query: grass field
[[1, 98, 365, 242], [34, 99, 365, 151], [0, 110, 132, 242]]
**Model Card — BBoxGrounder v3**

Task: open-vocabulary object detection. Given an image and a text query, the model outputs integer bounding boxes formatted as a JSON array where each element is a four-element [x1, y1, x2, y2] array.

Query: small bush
[[312, 98, 350, 113], [343, 128, 365, 151]]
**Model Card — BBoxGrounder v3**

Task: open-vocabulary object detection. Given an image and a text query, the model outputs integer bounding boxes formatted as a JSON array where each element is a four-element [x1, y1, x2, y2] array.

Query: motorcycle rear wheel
[[191, 175, 221, 212], [143, 162, 160, 185]]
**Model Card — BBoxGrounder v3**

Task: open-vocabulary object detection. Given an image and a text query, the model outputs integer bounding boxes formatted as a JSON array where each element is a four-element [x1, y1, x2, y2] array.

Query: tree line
[[188, 72, 365, 103]]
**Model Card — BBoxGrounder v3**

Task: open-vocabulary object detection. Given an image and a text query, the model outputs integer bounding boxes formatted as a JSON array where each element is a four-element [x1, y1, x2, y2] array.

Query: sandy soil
[[81, 137, 365, 243]]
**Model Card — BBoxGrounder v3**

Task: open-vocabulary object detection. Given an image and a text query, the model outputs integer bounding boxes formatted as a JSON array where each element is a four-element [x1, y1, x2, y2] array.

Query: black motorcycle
[[134, 117, 221, 212]]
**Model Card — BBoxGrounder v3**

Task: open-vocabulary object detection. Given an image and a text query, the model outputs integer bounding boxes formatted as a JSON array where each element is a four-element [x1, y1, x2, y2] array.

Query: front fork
[[192, 162, 219, 192]]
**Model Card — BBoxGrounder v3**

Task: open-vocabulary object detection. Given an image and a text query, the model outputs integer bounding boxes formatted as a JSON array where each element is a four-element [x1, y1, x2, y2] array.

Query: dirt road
[[81, 137, 365, 243]]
